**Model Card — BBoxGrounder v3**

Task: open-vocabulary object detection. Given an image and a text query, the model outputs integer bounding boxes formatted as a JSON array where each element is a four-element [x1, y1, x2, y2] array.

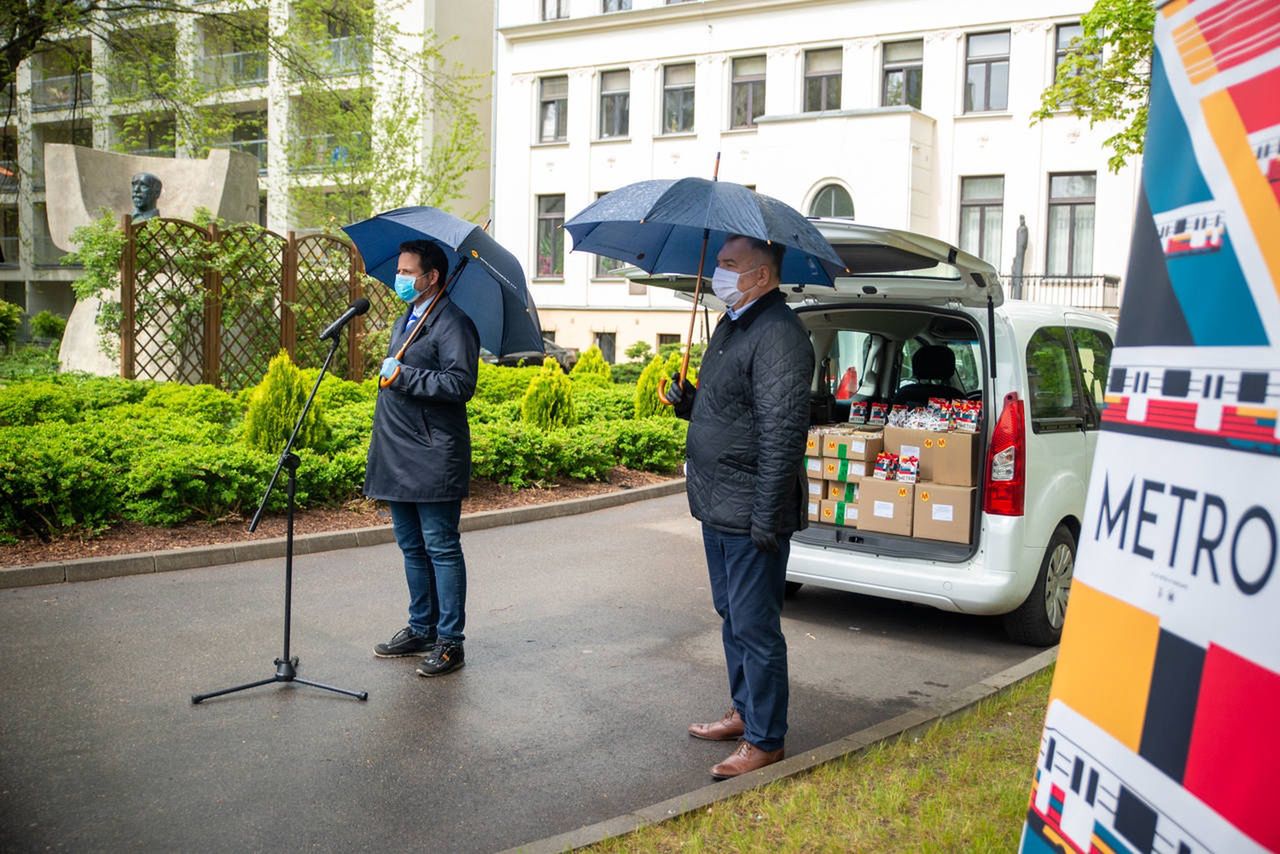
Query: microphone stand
[[192, 332, 368, 704]]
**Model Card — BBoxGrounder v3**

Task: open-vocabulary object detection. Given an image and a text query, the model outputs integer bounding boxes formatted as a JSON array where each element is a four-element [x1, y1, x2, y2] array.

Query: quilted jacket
[[364, 295, 480, 503], [682, 288, 814, 535]]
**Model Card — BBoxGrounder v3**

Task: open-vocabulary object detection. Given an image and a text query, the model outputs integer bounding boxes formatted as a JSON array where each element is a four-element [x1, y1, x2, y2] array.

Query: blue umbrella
[[341, 206, 543, 357]]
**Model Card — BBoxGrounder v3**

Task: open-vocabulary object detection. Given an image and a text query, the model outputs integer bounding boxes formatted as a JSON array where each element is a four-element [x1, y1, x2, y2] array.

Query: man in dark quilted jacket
[[666, 233, 814, 779]]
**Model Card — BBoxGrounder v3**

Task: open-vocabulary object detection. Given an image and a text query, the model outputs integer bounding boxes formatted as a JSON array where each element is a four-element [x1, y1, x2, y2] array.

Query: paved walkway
[[0, 494, 1032, 853]]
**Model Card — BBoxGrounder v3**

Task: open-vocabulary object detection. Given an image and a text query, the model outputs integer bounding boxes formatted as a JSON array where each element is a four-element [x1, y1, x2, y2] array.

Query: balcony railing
[[291, 132, 366, 171], [199, 50, 268, 87], [1007, 274, 1120, 312], [32, 73, 93, 111], [0, 235, 18, 266], [326, 37, 369, 74], [227, 138, 268, 172]]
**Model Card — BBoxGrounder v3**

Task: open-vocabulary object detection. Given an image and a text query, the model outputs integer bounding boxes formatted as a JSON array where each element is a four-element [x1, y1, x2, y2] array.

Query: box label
[[932, 503, 954, 522], [873, 500, 894, 519]]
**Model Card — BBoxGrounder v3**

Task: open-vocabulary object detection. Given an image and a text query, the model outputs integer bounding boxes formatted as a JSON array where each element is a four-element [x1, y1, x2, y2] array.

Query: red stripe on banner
[[1197, 0, 1280, 73], [1220, 413, 1277, 441], [1228, 64, 1280, 134], [1183, 644, 1280, 850]]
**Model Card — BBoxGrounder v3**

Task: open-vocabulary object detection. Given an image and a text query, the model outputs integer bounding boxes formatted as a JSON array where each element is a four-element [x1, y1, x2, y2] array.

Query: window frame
[[1025, 325, 1089, 434], [809, 183, 854, 219], [1067, 325, 1113, 430], [661, 62, 696, 134], [592, 191, 629, 278], [535, 193, 565, 280], [598, 68, 631, 139], [1046, 172, 1097, 277], [963, 30, 1010, 113], [730, 55, 766, 129], [881, 39, 923, 109], [957, 175, 1004, 269], [803, 47, 842, 112], [538, 75, 568, 143], [602, 0, 631, 12], [541, 0, 569, 20]]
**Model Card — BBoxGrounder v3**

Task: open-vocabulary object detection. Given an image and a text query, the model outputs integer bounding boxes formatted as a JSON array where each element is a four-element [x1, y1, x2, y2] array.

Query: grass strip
[[589, 665, 1053, 853]]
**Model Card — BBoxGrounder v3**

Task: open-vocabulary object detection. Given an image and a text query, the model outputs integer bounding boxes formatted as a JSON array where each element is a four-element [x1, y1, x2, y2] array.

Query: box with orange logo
[[819, 499, 858, 527], [912, 483, 976, 544], [883, 427, 977, 487], [856, 478, 915, 536]]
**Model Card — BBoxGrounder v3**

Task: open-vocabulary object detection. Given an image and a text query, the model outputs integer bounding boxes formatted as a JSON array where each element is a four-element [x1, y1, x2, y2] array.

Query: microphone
[[318, 297, 371, 341]]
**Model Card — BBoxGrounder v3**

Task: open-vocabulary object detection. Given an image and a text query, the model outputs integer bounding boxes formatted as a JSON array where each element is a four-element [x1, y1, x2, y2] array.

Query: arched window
[[809, 184, 854, 219]]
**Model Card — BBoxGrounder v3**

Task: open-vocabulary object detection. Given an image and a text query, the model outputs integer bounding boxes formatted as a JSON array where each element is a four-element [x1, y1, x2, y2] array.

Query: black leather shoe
[[417, 641, 465, 677], [374, 626, 435, 658]]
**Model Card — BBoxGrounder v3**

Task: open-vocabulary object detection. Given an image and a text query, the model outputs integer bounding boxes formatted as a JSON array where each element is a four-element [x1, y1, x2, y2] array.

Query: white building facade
[[493, 0, 1141, 360]]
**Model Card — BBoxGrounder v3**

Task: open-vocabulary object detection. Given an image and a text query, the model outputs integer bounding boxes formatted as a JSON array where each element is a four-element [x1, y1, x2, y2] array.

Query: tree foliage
[[570, 344, 612, 381], [520, 356, 575, 430], [1032, 0, 1155, 173], [243, 350, 328, 453]]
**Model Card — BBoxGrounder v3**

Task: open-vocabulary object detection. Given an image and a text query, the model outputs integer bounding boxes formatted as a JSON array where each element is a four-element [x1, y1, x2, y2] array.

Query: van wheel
[[1003, 525, 1075, 647], [784, 581, 803, 599]]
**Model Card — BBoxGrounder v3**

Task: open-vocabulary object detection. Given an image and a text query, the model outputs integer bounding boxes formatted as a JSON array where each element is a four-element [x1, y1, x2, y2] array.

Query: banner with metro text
[[1020, 1, 1280, 853]]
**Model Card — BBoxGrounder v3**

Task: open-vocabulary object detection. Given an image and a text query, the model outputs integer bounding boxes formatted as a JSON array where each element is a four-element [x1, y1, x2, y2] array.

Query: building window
[[593, 192, 629, 277], [542, 329, 556, 342], [1054, 23, 1084, 78], [602, 0, 631, 11], [958, 176, 1004, 268], [0, 204, 18, 267], [964, 31, 1010, 112], [804, 48, 842, 112], [881, 39, 922, 108], [809, 184, 854, 219], [599, 69, 630, 138], [536, 194, 565, 278], [662, 63, 695, 134], [595, 331, 616, 363], [1046, 173, 1095, 276], [731, 55, 766, 128], [542, 0, 568, 20], [539, 76, 568, 142], [657, 333, 681, 348]]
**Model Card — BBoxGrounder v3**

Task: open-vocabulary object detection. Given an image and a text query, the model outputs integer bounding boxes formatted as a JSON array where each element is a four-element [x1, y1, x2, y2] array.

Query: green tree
[[243, 350, 328, 452], [1032, 0, 1155, 173], [520, 356, 575, 430], [570, 344, 612, 381], [624, 340, 652, 362]]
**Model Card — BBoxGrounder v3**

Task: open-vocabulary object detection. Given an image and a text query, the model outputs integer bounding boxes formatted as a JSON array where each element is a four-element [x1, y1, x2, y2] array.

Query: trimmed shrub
[[78, 404, 228, 469], [122, 443, 277, 526], [243, 350, 329, 453], [0, 381, 79, 426], [612, 417, 687, 472], [300, 368, 374, 411], [474, 360, 540, 404], [610, 362, 643, 385], [298, 446, 367, 505], [29, 311, 67, 341], [60, 375, 152, 409], [467, 398, 520, 424], [556, 424, 615, 481], [470, 420, 564, 488], [321, 399, 375, 454], [0, 427, 119, 538], [570, 344, 612, 381], [573, 382, 634, 423], [142, 383, 240, 424], [634, 355, 671, 419], [521, 356, 575, 430]]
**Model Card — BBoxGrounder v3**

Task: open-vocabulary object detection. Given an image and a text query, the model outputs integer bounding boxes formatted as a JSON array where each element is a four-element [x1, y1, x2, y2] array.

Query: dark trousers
[[702, 524, 790, 751], [388, 500, 466, 642]]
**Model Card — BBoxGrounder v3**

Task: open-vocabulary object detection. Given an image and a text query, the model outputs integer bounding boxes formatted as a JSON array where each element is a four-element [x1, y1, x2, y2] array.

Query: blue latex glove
[[380, 356, 401, 380]]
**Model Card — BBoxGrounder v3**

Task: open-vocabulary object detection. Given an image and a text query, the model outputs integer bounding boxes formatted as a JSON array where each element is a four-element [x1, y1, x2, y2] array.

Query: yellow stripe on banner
[[1050, 582, 1160, 752], [1173, 19, 1217, 84], [1163, 0, 1190, 16], [1235, 406, 1277, 419], [1104, 394, 1124, 405], [1092, 833, 1118, 854], [1202, 89, 1280, 296]]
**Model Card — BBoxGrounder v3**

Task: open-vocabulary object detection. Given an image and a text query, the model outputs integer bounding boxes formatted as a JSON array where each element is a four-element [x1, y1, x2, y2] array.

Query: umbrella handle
[[377, 263, 464, 390]]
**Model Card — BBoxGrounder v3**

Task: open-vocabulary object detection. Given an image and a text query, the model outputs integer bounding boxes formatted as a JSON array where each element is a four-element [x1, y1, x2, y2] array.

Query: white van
[[784, 220, 1117, 646]]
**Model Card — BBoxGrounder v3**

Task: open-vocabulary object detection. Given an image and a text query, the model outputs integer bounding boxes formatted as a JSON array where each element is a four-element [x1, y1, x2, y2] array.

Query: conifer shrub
[[570, 344, 612, 381], [243, 350, 329, 453], [142, 383, 240, 424], [474, 360, 540, 404], [520, 356, 575, 430], [573, 383, 634, 423]]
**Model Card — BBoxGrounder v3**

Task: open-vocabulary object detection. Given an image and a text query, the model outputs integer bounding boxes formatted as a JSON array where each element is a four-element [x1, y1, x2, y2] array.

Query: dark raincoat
[[363, 295, 480, 503]]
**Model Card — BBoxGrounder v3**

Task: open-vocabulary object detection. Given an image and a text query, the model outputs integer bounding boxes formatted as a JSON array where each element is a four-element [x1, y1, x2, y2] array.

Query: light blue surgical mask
[[394, 273, 420, 302]]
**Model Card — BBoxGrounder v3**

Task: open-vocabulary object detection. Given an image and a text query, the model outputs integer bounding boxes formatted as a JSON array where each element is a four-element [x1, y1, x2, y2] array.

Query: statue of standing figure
[[131, 172, 163, 222], [1011, 214, 1029, 299]]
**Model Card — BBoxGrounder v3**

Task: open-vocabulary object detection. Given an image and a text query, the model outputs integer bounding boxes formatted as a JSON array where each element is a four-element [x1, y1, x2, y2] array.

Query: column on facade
[[265, 0, 291, 233]]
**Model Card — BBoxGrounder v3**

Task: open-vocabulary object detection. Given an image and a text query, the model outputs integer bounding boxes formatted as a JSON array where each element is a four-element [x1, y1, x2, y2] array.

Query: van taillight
[[983, 391, 1025, 517]]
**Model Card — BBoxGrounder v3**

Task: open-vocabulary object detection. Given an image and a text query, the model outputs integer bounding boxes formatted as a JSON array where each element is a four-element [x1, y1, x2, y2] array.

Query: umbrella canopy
[[342, 206, 544, 357], [564, 177, 847, 285]]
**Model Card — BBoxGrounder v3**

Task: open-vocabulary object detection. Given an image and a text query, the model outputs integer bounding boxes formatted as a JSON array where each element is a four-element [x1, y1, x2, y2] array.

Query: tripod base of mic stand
[[191, 657, 368, 704]]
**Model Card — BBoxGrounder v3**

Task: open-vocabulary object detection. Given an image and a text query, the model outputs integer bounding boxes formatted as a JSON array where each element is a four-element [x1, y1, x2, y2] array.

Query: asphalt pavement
[[0, 493, 1034, 853]]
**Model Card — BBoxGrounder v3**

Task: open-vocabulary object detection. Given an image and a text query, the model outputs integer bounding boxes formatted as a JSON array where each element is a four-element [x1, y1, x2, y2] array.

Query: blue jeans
[[702, 525, 790, 751], [388, 500, 466, 643]]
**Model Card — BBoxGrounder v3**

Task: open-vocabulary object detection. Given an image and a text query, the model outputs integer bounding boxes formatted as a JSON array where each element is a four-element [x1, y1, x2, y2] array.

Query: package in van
[[954, 400, 982, 433], [873, 451, 899, 480], [896, 455, 920, 484], [848, 400, 868, 424], [926, 398, 954, 431], [869, 401, 889, 425]]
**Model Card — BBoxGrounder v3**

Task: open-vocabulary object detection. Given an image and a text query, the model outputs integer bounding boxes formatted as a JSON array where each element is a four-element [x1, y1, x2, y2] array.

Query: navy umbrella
[[342, 206, 543, 358], [564, 161, 846, 397]]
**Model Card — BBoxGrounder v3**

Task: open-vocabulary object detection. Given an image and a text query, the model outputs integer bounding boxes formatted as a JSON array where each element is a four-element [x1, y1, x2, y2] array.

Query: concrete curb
[[0, 479, 687, 590], [501, 646, 1059, 854]]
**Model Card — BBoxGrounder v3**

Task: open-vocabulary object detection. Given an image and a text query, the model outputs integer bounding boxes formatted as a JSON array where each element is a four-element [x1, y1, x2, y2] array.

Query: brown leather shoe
[[710, 741, 785, 780], [688, 708, 745, 741]]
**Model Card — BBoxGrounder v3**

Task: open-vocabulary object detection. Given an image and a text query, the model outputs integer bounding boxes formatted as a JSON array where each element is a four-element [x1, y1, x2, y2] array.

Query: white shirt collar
[[725, 297, 759, 321]]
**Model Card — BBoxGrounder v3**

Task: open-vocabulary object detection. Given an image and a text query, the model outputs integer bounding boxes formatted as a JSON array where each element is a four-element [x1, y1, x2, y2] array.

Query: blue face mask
[[394, 273, 420, 302]]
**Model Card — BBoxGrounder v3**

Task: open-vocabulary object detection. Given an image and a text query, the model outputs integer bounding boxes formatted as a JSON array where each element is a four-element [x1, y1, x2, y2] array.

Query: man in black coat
[[667, 234, 814, 779], [365, 240, 480, 677]]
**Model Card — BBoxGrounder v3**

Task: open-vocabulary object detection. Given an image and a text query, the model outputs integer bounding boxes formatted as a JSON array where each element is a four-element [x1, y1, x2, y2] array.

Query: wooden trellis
[[118, 214, 400, 389]]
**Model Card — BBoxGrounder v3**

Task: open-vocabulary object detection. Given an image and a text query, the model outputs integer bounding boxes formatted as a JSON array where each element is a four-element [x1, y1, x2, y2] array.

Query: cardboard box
[[819, 499, 858, 527], [805, 456, 824, 478], [808, 499, 821, 523], [913, 483, 976, 544], [822, 430, 883, 461], [806, 478, 825, 501], [883, 426, 978, 487], [823, 457, 872, 482], [826, 479, 859, 503], [856, 478, 914, 536], [805, 429, 824, 457]]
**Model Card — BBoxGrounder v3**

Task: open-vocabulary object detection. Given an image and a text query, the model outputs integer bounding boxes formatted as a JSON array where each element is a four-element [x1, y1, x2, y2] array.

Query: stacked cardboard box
[[804, 425, 883, 531]]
